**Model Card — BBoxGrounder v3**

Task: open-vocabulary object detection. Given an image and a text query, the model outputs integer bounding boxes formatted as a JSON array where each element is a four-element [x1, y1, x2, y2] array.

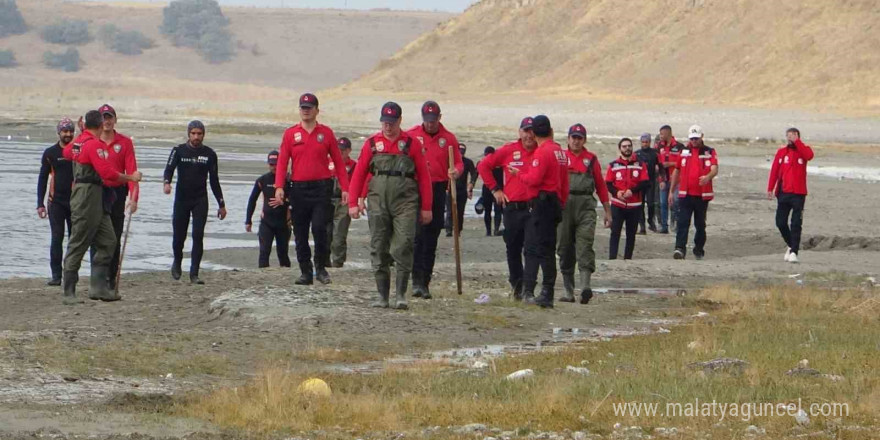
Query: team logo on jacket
[[376, 141, 385, 152], [317, 133, 325, 143], [532, 159, 539, 167], [97, 148, 108, 160], [615, 171, 622, 180], [513, 151, 521, 160], [113, 144, 121, 153], [784, 156, 790, 164], [417, 136, 424, 145], [329, 162, 335, 171], [633, 170, 640, 178], [798, 158, 804, 165], [583, 158, 590, 166], [704, 160, 711, 167], [398, 140, 407, 150], [439, 138, 447, 148], [294, 132, 303, 143]]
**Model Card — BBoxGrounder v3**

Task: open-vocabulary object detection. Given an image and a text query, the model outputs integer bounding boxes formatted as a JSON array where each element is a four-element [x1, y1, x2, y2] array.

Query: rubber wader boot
[[580, 271, 593, 304], [394, 272, 409, 310], [559, 273, 576, 302], [171, 258, 182, 280], [371, 278, 390, 308], [89, 266, 118, 301], [62, 271, 82, 305], [535, 287, 554, 309]]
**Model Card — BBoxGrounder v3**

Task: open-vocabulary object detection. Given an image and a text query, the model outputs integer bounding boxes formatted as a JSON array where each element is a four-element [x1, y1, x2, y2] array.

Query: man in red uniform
[[558, 123, 611, 303], [509, 115, 569, 308], [273, 93, 350, 285], [767, 128, 814, 263], [656, 125, 684, 234], [348, 102, 433, 309], [96, 104, 139, 292], [407, 100, 463, 299], [477, 117, 538, 300], [62, 110, 142, 304], [605, 138, 650, 260], [668, 125, 718, 260]]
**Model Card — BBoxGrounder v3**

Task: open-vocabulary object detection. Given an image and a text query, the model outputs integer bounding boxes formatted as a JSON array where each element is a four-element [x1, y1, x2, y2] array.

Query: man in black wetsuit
[[245, 150, 291, 268], [445, 143, 477, 237], [163, 121, 227, 284], [37, 118, 75, 286]]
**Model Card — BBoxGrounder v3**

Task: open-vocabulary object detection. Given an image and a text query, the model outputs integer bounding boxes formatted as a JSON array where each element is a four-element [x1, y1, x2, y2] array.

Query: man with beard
[[606, 138, 649, 260], [37, 118, 75, 286]]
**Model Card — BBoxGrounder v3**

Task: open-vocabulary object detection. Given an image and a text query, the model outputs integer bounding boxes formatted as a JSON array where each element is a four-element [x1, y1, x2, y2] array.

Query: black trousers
[[290, 179, 333, 273], [484, 192, 503, 235], [639, 182, 657, 230], [776, 193, 806, 254], [675, 195, 709, 257], [48, 201, 72, 278], [610, 206, 640, 260], [523, 192, 562, 293], [444, 187, 467, 234], [172, 195, 209, 274], [259, 220, 291, 268], [502, 203, 530, 288], [413, 182, 447, 287]]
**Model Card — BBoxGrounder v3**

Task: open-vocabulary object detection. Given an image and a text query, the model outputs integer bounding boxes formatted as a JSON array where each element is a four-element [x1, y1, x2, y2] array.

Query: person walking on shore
[[767, 128, 813, 263], [606, 138, 649, 260], [445, 143, 477, 237], [477, 146, 504, 236], [656, 125, 684, 234], [635, 132, 660, 234], [37, 118, 75, 286], [668, 125, 718, 260], [328, 137, 358, 268], [246, 150, 291, 268]]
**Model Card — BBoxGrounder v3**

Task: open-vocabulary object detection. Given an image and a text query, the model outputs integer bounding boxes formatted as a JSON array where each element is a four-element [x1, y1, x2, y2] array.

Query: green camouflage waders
[[367, 138, 419, 310], [62, 162, 119, 304], [556, 157, 598, 302], [329, 180, 352, 267]]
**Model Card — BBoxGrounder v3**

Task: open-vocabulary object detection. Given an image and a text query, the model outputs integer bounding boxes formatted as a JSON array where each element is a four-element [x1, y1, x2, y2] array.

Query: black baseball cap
[[568, 123, 586, 138], [98, 104, 116, 118], [421, 100, 440, 122], [532, 115, 552, 136], [484, 146, 495, 156], [337, 137, 352, 150], [267, 150, 279, 165], [299, 93, 318, 108], [520, 116, 534, 130], [380, 102, 402, 122]]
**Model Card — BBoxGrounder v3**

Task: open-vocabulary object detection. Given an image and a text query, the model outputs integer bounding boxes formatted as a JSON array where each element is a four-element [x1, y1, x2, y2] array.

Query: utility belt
[[505, 201, 530, 211], [74, 177, 103, 185], [375, 170, 415, 179], [569, 190, 592, 196]]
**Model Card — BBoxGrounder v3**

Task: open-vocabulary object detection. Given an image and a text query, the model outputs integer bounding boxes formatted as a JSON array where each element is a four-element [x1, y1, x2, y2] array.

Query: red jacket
[[63, 131, 122, 184], [564, 148, 609, 204], [101, 131, 139, 201], [676, 144, 718, 201], [767, 139, 813, 195], [657, 137, 684, 182], [406, 123, 463, 183], [476, 140, 536, 203], [275, 122, 349, 191], [348, 131, 433, 211], [605, 156, 649, 208], [519, 139, 569, 206]]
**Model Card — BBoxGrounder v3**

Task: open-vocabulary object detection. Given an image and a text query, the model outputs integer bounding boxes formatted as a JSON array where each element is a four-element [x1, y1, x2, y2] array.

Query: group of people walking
[[36, 96, 814, 309]]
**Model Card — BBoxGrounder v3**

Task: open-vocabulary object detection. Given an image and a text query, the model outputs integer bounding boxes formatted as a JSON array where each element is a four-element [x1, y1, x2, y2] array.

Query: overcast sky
[[79, 0, 476, 12]]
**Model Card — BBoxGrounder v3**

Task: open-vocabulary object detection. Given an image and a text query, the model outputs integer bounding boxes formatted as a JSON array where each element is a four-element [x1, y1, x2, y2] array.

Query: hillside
[[0, 0, 450, 121], [345, 0, 880, 114]]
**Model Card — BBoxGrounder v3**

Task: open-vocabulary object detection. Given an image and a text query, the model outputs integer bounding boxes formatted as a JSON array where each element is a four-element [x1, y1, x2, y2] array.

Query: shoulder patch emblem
[[583, 158, 590, 166], [294, 132, 302, 143], [438, 138, 447, 148], [398, 140, 407, 149], [376, 141, 385, 152], [113, 144, 121, 153], [317, 133, 325, 143], [615, 171, 623, 180], [513, 151, 521, 160]]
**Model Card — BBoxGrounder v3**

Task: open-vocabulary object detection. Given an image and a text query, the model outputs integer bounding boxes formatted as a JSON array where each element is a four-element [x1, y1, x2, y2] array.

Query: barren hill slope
[[346, 0, 880, 113]]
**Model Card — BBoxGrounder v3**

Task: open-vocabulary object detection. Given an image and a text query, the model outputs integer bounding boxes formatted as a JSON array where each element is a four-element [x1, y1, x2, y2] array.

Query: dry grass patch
[[180, 283, 879, 438]]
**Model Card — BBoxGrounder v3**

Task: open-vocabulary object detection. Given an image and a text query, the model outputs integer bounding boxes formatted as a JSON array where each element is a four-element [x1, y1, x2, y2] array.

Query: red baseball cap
[[98, 104, 116, 117]]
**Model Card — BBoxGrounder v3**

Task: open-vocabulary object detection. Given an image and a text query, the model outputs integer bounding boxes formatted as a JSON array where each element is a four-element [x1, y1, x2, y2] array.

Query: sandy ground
[[0, 123, 878, 437]]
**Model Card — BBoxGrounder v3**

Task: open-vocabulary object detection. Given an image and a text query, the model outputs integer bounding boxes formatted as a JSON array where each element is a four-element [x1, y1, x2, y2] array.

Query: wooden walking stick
[[448, 147, 463, 295], [115, 211, 133, 292]]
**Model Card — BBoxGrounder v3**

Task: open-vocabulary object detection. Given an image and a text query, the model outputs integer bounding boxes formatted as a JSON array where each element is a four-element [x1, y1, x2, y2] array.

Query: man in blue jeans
[[656, 125, 684, 234]]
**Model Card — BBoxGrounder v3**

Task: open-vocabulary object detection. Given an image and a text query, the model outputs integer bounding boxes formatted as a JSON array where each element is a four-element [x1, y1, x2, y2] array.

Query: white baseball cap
[[688, 125, 704, 139]]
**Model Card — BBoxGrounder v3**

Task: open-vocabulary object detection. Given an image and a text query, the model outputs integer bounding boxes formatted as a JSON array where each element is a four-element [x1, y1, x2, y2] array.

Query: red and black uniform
[[657, 137, 684, 231], [517, 139, 570, 297], [477, 140, 536, 293], [38, 142, 74, 281], [674, 143, 718, 257], [767, 139, 813, 254], [246, 171, 291, 268], [275, 122, 349, 277], [347, 132, 432, 211], [101, 131, 139, 287], [605, 156, 649, 259], [406, 123, 463, 292]]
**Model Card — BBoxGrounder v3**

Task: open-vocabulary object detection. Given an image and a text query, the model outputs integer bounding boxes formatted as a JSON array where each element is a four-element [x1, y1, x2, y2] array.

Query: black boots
[[315, 267, 331, 285], [580, 288, 594, 304], [171, 258, 182, 280], [511, 280, 523, 301], [372, 278, 390, 308], [534, 287, 554, 309], [295, 262, 314, 285], [90, 265, 120, 302]]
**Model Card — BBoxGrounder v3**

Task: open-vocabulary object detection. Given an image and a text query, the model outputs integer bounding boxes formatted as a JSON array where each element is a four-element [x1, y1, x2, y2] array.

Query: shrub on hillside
[[43, 47, 80, 72], [0, 0, 27, 38], [41, 20, 90, 45], [0, 49, 15, 67], [99, 24, 154, 55], [160, 0, 234, 63]]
